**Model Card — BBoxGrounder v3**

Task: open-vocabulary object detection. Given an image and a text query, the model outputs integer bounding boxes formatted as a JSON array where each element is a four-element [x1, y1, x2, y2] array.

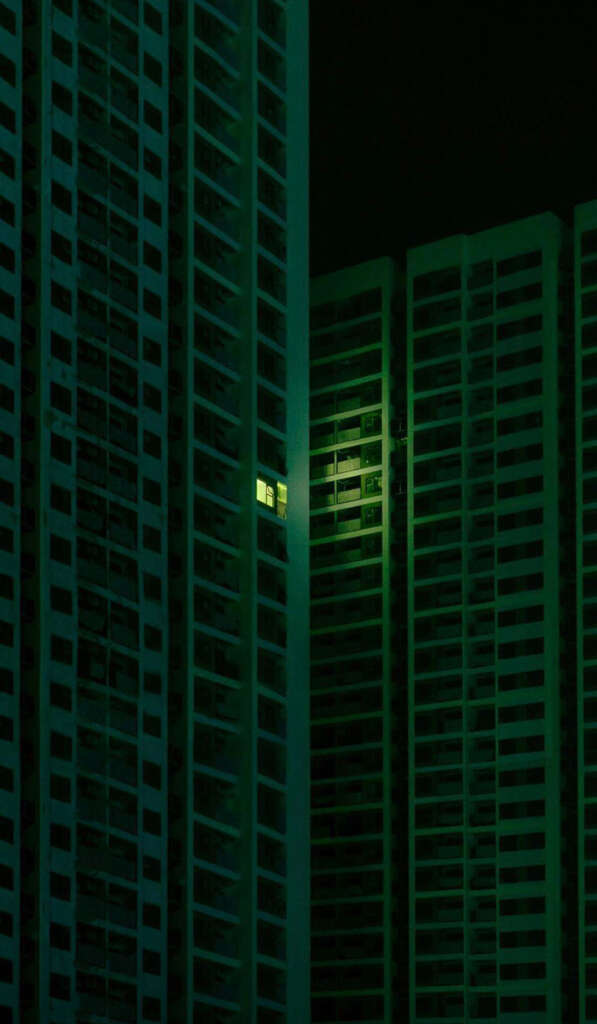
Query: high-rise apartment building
[[575, 198, 597, 1024], [0, 3, 22, 1022], [308, 259, 405, 1024], [406, 213, 577, 1024], [166, 1, 309, 1022], [1, 1, 309, 1022]]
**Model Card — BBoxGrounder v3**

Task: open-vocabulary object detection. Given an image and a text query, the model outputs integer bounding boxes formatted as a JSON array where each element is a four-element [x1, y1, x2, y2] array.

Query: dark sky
[[309, 1, 597, 277]]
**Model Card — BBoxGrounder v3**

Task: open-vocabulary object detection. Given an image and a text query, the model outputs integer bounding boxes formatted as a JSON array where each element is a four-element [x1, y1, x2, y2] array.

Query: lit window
[[276, 481, 287, 519], [257, 476, 284, 515]]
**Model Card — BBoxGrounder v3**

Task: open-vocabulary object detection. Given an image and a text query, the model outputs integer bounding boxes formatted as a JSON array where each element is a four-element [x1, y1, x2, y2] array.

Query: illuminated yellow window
[[276, 481, 288, 518], [258, 477, 287, 516], [257, 477, 275, 508]]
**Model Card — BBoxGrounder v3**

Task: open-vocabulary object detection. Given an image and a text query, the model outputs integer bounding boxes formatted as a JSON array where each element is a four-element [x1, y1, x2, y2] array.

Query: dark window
[[50, 872, 71, 900], [143, 809, 160, 835], [52, 31, 73, 65], [497, 250, 541, 277], [51, 230, 72, 264], [143, 477, 161, 505], [143, 337, 161, 366], [0, 242, 14, 272], [144, 671, 161, 694], [0, 99, 14, 132], [144, 100, 162, 132], [51, 682, 72, 710], [143, 713, 160, 737], [144, 2, 162, 33], [143, 996, 161, 1021], [51, 635, 73, 664], [143, 948, 160, 973], [143, 194, 161, 225], [51, 281, 72, 314], [51, 331, 72, 364], [50, 972, 70, 1000], [51, 483, 71, 514], [143, 855, 160, 881], [0, 3, 16, 34], [50, 533, 71, 564], [52, 181, 72, 214], [51, 730, 72, 761], [143, 430, 161, 458], [143, 383, 161, 411], [51, 586, 73, 614], [144, 624, 162, 651], [143, 572, 161, 601], [0, 146, 15, 178], [143, 52, 162, 85], [51, 382, 72, 413], [143, 147, 162, 178], [0, 289, 13, 318], [143, 903, 160, 928], [143, 525, 160, 552], [50, 823, 71, 850], [0, 196, 14, 225], [50, 923, 71, 949], [143, 241, 161, 272], [143, 287, 161, 318], [143, 761, 161, 788], [0, 480, 12, 507], [52, 81, 72, 115]]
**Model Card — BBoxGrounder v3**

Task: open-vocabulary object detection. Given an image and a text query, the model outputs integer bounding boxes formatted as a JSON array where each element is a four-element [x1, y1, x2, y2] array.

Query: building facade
[[308, 258, 404, 1024], [1, 1, 309, 1022], [406, 213, 576, 1023], [166, 1, 309, 1022], [575, 198, 597, 1024]]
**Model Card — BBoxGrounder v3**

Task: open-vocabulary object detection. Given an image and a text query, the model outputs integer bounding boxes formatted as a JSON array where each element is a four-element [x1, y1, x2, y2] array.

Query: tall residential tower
[[1, 1, 309, 1022], [406, 214, 576, 1024], [308, 259, 406, 1024]]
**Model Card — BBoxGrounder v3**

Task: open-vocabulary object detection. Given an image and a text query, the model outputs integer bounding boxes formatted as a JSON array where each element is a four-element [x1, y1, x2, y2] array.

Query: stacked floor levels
[[575, 199, 597, 1024], [0, 1, 310, 1022], [406, 213, 577, 1024], [309, 258, 401, 1024]]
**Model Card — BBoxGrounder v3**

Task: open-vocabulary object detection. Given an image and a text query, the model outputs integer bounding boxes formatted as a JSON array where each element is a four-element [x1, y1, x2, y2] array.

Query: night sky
[[309, 1, 597, 277]]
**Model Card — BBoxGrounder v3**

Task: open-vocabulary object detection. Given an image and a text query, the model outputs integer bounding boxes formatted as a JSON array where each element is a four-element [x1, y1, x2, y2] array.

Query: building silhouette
[[1, 1, 309, 1022], [406, 212, 577, 1024], [575, 199, 597, 1024], [5, 0, 597, 1020], [308, 259, 401, 1023]]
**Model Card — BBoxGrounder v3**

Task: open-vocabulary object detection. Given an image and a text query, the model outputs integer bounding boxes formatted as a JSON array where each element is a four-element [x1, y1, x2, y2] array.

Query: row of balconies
[[311, 744, 383, 790], [311, 561, 381, 599], [411, 277, 542, 333], [311, 623, 382, 663], [311, 381, 381, 422], [311, 961, 383, 993], [310, 441, 382, 481], [311, 505, 382, 541], [310, 349, 382, 392], [311, 897, 383, 932], [310, 411, 382, 451], [311, 775, 383, 813], [311, 681, 381, 722], [311, 316, 381, 363], [311, 653, 382, 696], [194, 1, 240, 69], [311, 592, 381, 631]]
